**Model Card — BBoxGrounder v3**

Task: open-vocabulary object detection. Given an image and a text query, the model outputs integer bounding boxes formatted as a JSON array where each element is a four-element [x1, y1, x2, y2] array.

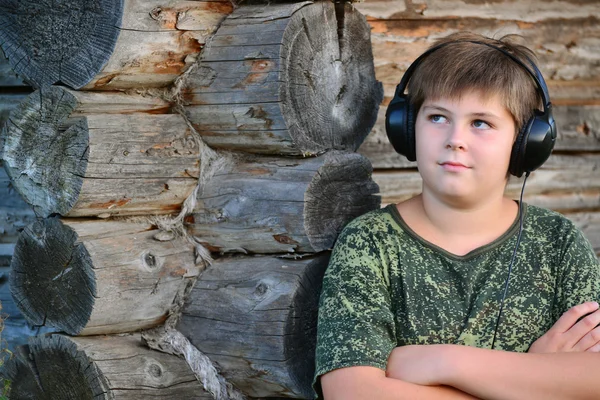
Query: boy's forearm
[[322, 367, 480, 400], [440, 345, 600, 400]]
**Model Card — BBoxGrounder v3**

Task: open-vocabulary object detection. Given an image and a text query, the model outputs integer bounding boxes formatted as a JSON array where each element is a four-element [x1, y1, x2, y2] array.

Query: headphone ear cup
[[405, 100, 417, 161], [509, 118, 533, 177], [386, 95, 413, 159]]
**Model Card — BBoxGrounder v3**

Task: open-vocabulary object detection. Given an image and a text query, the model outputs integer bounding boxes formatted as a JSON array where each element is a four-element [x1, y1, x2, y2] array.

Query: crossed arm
[[321, 302, 600, 400]]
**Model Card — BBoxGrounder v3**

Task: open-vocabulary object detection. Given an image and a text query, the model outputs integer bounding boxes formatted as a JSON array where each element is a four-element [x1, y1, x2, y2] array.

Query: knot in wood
[[255, 282, 268, 296], [148, 363, 163, 378], [143, 252, 159, 270]]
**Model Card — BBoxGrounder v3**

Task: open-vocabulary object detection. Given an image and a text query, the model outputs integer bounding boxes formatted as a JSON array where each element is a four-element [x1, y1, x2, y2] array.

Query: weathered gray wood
[[189, 151, 380, 254], [10, 217, 199, 335], [0, 0, 233, 90], [0, 0, 123, 89], [2, 333, 212, 399], [0, 160, 36, 246], [0, 51, 27, 87], [184, 1, 383, 155], [178, 252, 330, 398], [0, 267, 54, 352], [360, 104, 600, 170], [1, 86, 199, 217], [372, 154, 600, 212]]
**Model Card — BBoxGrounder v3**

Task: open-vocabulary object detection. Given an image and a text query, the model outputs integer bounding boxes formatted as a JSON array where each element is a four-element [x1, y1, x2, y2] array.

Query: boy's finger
[[553, 302, 599, 333], [585, 340, 600, 353], [574, 324, 600, 351]]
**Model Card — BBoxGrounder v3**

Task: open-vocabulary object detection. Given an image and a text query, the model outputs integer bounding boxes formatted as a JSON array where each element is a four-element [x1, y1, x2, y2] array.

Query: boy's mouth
[[439, 161, 470, 170]]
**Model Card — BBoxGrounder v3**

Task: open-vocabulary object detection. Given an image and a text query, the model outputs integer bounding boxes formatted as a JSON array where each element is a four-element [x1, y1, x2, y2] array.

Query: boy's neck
[[397, 193, 519, 255]]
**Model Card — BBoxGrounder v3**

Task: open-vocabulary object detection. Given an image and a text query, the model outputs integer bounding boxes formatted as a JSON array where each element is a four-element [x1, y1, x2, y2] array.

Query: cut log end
[[1, 86, 88, 217], [281, 2, 384, 154], [0, 0, 123, 89], [305, 151, 381, 251], [2, 335, 110, 399], [10, 218, 95, 336]]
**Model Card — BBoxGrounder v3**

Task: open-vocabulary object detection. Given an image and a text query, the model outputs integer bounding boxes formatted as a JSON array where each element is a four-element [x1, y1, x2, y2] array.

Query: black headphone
[[385, 40, 557, 178]]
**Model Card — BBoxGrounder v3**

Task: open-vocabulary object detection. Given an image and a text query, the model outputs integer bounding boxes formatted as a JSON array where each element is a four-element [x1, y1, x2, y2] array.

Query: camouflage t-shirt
[[313, 203, 600, 398]]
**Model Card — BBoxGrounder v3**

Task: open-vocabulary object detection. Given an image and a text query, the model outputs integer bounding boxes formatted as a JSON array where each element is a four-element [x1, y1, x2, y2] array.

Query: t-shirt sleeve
[[552, 223, 600, 320], [312, 216, 397, 399]]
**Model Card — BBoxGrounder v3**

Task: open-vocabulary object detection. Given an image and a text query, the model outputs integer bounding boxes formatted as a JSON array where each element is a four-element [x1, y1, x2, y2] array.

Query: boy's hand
[[529, 301, 600, 353]]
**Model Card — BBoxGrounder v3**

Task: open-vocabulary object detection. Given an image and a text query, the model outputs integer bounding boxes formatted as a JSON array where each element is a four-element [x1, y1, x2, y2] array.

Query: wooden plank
[[356, 0, 600, 22], [2, 333, 212, 399], [372, 154, 600, 212], [10, 217, 199, 336], [178, 253, 330, 398], [367, 17, 600, 102]]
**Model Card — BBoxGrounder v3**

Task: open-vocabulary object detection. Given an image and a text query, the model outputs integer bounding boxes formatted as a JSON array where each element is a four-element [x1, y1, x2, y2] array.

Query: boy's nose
[[445, 125, 468, 150]]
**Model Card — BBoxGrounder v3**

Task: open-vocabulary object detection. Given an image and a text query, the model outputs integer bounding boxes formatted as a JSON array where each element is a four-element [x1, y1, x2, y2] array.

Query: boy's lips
[[439, 161, 470, 170]]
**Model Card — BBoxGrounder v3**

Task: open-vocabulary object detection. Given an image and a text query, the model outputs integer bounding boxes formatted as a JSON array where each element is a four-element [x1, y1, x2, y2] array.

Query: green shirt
[[313, 203, 600, 398]]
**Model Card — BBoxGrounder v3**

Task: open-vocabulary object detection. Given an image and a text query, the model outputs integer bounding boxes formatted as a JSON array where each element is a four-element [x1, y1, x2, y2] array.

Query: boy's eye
[[428, 114, 447, 124], [473, 119, 492, 129]]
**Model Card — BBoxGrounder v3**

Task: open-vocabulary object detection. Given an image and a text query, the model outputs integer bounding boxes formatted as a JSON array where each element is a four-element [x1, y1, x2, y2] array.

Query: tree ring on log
[[280, 2, 383, 153], [304, 151, 381, 251], [185, 1, 383, 155], [0, 0, 123, 89], [1, 86, 88, 217], [2, 335, 110, 399], [10, 218, 96, 336]]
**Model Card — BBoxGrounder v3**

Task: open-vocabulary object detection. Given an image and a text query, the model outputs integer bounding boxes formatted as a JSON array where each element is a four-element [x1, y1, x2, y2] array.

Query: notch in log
[[177, 252, 330, 398], [10, 217, 199, 336], [0, 0, 234, 90], [2, 333, 213, 399], [1, 86, 199, 217], [189, 151, 380, 254], [184, 1, 383, 155]]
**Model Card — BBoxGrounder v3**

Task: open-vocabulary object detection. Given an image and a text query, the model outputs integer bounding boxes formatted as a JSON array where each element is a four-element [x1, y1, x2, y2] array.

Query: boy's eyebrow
[[422, 105, 501, 119]]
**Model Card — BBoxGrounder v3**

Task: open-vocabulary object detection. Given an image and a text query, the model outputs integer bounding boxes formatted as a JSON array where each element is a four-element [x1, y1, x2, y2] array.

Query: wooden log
[[9, 217, 199, 336], [0, 51, 27, 87], [0, 161, 36, 247], [0, 0, 233, 90], [184, 1, 383, 155], [372, 154, 600, 212], [359, 104, 600, 170], [1, 86, 200, 217], [188, 151, 381, 254], [178, 252, 330, 398], [1, 333, 212, 399], [0, 267, 54, 352]]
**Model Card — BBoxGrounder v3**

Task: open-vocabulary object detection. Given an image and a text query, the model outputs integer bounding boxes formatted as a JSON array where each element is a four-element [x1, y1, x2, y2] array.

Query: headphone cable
[[491, 171, 531, 350]]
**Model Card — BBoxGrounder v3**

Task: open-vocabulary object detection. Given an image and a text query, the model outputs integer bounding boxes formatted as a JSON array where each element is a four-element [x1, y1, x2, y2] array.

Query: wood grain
[[1, 86, 198, 217], [184, 1, 383, 155], [188, 151, 380, 254], [10, 217, 199, 335], [178, 252, 330, 398], [2, 333, 212, 399]]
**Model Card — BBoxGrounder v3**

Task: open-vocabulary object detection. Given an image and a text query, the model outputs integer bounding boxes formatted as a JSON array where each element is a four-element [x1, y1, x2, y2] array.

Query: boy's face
[[414, 90, 516, 207]]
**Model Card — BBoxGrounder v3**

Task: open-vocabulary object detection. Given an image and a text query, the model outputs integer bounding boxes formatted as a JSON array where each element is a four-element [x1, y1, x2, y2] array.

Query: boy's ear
[[385, 94, 417, 161]]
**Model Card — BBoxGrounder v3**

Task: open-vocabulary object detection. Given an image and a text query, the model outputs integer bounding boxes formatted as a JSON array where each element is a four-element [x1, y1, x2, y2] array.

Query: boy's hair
[[407, 32, 542, 134]]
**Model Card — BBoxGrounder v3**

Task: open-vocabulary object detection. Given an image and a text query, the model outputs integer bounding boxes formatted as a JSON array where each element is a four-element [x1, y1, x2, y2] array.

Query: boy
[[313, 32, 600, 400]]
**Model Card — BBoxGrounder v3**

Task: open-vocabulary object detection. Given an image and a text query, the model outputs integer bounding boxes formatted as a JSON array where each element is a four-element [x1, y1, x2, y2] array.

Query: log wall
[[354, 0, 600, 256]]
